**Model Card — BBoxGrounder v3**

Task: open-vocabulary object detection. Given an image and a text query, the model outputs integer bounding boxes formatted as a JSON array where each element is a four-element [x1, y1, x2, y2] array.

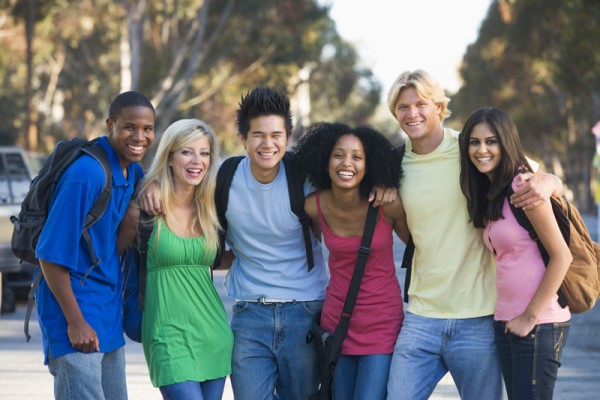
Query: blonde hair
[[141, 119, 221, 251], [386, 69, 452, 122]]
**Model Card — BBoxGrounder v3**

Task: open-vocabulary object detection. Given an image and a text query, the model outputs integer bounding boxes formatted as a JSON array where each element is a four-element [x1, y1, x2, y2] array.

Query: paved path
[[2, 214, 600, 399]]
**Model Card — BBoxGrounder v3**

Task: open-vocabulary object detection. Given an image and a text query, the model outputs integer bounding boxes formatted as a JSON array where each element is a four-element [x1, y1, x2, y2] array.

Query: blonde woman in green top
[[118, 119, 233, 400]]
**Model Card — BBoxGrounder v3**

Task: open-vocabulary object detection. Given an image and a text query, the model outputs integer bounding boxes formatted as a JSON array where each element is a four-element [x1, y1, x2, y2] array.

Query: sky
[[323, 0, 493, 95]]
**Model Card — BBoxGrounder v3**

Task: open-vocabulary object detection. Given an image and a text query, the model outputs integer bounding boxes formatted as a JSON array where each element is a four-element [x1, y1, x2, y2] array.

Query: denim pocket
[[302, 300, 323, 316], [232, 301, 250, 315], [552, 321, 570, 362]]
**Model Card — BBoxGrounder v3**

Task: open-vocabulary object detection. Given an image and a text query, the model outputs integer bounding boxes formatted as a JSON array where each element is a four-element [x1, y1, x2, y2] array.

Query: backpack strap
[[392, 143, 414, 303], [282, 151, 314, 271], [506, 185, 569, 308], [213, 156, 244, 268], [136, 210, 154, 310], [79, 144, 113, 283]]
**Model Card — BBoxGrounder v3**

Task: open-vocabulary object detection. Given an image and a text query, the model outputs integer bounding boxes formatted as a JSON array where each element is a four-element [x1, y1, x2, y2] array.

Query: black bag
[[309, 203, 378, 400], [122, 210, 154, 342]]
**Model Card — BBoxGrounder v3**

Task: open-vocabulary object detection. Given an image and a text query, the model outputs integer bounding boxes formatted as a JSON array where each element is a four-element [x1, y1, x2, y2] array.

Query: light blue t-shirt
[[224, 157, 328, 300]]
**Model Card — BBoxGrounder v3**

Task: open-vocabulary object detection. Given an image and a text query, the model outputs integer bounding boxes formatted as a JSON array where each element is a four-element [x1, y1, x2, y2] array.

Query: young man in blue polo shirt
[[35, 91, 155, 399]]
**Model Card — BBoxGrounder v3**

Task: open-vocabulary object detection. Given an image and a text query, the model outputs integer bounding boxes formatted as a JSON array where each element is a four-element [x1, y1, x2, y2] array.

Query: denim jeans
[[387, 312, 503, 400], [47, 347, 127, 399], [159, 378, 226, 400], [332, 354, 392, 400], [494, 320, 570, 400], [230, 300, 322, 400]]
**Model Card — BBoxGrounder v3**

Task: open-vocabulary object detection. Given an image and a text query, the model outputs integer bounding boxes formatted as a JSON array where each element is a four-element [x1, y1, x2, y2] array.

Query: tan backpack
[[508, 191, 600, 314]]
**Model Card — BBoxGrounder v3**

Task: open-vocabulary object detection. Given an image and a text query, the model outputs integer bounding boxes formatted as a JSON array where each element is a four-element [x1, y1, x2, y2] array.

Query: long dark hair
[[459, 107, 532, 228]]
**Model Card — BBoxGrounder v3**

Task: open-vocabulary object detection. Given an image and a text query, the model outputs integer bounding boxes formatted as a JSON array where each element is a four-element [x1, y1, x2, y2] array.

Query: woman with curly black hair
[[295, 122, 407, 400]]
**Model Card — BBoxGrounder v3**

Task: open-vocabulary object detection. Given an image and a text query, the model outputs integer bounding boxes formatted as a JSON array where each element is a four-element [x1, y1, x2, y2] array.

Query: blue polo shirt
[[35, 136, 142, 363]]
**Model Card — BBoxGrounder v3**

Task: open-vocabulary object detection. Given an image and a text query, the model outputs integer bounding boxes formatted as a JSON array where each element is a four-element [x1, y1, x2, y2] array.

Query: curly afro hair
[[294, 122, 401, 199]]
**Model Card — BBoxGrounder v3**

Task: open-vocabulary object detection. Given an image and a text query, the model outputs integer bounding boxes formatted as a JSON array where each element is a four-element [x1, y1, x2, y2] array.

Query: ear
[[106, 118, 115, 136]]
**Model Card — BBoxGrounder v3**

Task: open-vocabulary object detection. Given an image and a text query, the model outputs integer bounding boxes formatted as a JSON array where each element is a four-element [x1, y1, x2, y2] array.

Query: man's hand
[[510, 172, 562, 211], [138, 181, 162, 215], [67, 318, 100, 352], [369, 186, 398, 207]]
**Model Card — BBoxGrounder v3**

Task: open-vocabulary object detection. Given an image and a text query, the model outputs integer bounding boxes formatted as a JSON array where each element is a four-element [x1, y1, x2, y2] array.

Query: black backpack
[[122, 210, 154, 343], [213, 151, 314, 270], [11, 137, 112, 268]]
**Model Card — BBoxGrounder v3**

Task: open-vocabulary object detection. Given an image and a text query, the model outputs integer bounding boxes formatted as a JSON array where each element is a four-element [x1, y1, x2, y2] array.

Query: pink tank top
[[484, 176, 571, 323], [317, 192, 404, 355]]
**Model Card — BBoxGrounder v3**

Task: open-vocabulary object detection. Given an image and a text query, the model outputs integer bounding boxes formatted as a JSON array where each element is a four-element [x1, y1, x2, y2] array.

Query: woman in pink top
[[295, 122, 407, 400], [459, 107, 571, 400]]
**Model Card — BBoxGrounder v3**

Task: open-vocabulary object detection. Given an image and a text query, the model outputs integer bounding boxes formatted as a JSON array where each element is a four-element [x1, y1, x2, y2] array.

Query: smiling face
[[169, 136, 211, 189], [468, 122, 502, 181], [393, 86, 442, 150], [106, 106, 155, 170], [240, 114, 288, 183], [328, 134, 366, 190]]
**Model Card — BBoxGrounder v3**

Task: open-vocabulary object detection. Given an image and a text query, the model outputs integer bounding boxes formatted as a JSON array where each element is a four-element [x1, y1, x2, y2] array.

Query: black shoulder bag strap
[[332, 202, 379, 339]]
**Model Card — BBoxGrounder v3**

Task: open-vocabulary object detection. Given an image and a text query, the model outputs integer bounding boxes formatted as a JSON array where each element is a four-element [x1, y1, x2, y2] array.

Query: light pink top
[[484, 177, 571, 323], [317, 193, 404, 355]]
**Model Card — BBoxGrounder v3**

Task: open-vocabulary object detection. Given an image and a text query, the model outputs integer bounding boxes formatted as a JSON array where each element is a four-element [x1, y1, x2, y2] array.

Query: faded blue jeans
[[332, 354, 392, 400], [47, 347, 127, 399], [230, 300, 322, 400], [387, 312, 503, 400], [159, 378, 226, 400], [494, 320, 570, 400]]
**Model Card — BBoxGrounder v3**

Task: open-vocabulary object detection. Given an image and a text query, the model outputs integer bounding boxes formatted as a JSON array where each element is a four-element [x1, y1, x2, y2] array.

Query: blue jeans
[[387, 312, 503, 400], [494, 320, 570, 400], [159, 378, 226, 400], [47, 347, 127, 399], [332, 354, 392, 400], [230, 300, 322, 400]]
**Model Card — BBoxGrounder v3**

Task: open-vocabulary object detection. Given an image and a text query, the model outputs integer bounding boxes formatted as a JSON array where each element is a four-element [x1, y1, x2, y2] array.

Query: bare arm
[[39, 261, 100, 352], [369, 186, 399, 208], [510, 171, 563, 210], [137, 181, 162, 215], [216, 249, 236, 270], [117, 201, 140, 255], [505, 200, 572, 337], [383, 195, 410, 244], [304, 193, 322, 241]]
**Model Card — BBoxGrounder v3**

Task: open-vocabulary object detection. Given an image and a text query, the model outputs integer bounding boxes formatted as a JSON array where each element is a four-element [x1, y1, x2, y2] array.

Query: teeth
[[188, 169, 201, 173], [338, 171, 355, 177], [477, 157, 492, 162], [259, 151, 275, 156], [407, 122, 422, 126], [129, 145, 143, 151]]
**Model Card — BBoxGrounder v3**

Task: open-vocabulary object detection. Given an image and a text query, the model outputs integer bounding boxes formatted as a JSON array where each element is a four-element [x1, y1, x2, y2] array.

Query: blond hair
[[386, 70, 452, 121], [141, 119, 221, 251]]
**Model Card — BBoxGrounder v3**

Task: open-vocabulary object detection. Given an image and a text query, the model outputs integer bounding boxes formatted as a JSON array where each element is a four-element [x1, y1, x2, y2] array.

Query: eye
[[469, 139, 479, 146], [200, 151, 210, 157], [181, 150, 192, 155], [486, 139, 498, 145]]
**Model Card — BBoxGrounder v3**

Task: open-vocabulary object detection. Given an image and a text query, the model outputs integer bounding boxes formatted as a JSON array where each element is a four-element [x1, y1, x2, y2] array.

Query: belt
[[241, 297, 297, 304]]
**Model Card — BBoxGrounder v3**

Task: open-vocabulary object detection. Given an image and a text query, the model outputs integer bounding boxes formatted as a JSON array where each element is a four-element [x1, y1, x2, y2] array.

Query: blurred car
[[0, 147, 37, 314]]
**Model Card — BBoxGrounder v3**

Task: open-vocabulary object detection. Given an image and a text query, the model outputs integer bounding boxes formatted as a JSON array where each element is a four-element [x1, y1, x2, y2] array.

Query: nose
[[408, 105, 418, 117]]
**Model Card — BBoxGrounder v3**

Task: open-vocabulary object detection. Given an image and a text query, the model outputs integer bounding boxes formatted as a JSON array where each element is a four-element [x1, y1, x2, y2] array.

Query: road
[[1, 216, 600, 399]]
